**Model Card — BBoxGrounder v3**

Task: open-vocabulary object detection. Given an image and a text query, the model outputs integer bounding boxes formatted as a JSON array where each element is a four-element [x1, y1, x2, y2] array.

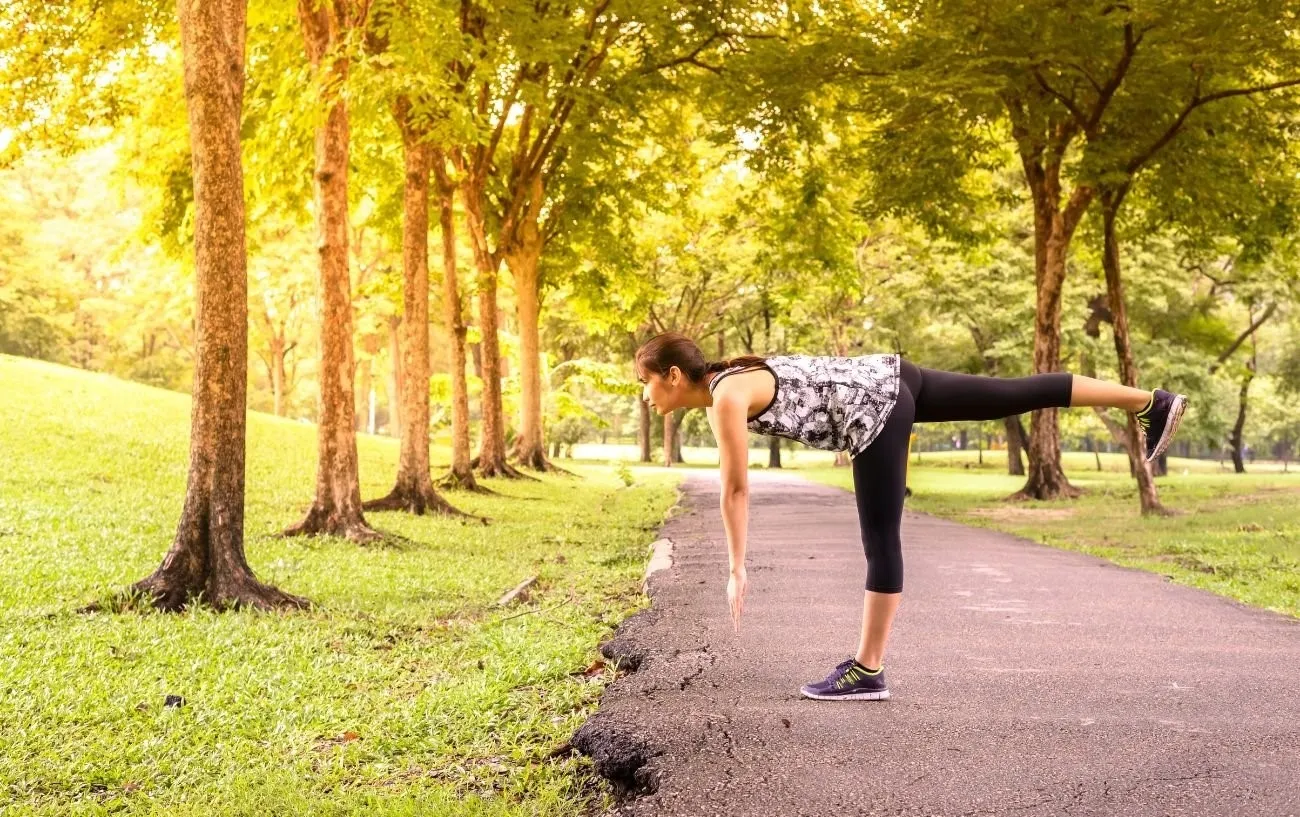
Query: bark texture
[[503, 174, 561, 472], [129, 0, 307, 611], [1004, 95, 1091, 501], [638, 398, 651, 463], [364, 100, 468, 517], [459, 161, 526, 479], [1100, 192, 1167, 514], [429, 150, 485, 493], [285, 0, 380, 542]]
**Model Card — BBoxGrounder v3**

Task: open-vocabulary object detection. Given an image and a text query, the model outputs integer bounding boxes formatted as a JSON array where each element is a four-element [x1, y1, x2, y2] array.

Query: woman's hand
[[727, 565, 747, 633]]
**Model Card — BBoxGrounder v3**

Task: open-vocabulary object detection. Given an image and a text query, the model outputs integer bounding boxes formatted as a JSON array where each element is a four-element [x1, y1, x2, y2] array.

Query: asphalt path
[[572, 470, 1300, 816]]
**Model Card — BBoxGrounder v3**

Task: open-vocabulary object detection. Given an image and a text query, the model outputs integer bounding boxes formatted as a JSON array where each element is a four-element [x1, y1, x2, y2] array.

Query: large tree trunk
[[126, 0, 307, 611], [460, 168, 527, 480], [1099, 192, 1166, 514], [638, 398, 651, 463], [1016, 229, 1080, 499], [504, 201, 562, 473], [429, 149, 483, 493], [1009, 144, 1089, 501], [364, 101, 467, 517], [768, 437, 781, 468], [285, 0, 379, 542]]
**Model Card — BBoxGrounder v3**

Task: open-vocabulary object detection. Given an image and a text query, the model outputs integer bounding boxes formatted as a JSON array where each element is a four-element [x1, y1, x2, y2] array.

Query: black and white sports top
[[707, 354, 902, 456]]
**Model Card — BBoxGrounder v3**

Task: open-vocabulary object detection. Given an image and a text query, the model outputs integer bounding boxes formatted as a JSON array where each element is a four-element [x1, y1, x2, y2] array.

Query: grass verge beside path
[[800, 459, 1300, 620], [0, 355, 680, 816]]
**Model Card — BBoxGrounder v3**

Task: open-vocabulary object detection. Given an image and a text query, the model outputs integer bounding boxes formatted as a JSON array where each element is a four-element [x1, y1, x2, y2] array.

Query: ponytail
[[704, 355, 767, 375]]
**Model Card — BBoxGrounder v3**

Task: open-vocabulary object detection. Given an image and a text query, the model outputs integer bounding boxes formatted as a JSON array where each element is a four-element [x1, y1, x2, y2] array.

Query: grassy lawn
[[796, 450, 1300, 620], [0, 355, 680, 816]]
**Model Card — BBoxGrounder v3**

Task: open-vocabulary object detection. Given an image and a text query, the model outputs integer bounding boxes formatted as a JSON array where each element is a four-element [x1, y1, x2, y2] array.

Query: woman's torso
[[708, 354, 902, 456]]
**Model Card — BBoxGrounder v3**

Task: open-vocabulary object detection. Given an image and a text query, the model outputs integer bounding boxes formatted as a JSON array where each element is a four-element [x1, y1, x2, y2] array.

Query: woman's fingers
[[729, 577, 745, 632]]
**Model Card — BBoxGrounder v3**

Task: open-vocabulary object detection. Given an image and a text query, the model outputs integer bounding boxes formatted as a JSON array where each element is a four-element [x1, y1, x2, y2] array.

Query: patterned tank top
[[707, 354, 902, 456]]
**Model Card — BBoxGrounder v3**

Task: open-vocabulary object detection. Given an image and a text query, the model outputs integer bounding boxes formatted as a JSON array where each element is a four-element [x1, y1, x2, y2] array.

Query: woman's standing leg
[[801, 369, 916, 700], [849, 364, 917, 670]]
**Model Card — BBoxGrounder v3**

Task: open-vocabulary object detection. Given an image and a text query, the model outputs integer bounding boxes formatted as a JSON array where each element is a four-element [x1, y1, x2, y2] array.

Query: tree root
[[83, 572, 311, 614], [470, 455, 538, 481], [282, 504, 385, 543], [436, 468, 495, 494], [363, 481, 487, 524]]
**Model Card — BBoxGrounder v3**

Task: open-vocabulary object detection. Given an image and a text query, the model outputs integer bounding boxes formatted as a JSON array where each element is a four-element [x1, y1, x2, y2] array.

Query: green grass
[[0, 355, 681, 816], [797, 451, 1300, 620]]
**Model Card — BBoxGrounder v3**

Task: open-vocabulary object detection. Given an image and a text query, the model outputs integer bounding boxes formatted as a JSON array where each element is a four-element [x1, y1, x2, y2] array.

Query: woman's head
[[634, 332, 765, 415]]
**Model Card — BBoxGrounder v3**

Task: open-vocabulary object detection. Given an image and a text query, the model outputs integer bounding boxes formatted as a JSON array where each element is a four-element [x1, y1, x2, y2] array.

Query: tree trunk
[[460, 168, 526, 479], [1017, 234, 1078, 499], [638, 398, 651, 463], [1010, 150, 1089, 501], [127, 0, 307, 611], [1099, 192, 1166, 514], [356, 357, 371, 432], [504, 174, 560, 473], [271, 335, 286, 417], [672, 410, 685, 463], [285, 0, 379, 542], [1004, 417, 1026, 475], [429, 149, 482, 493], [768, 436, 781, 468], [364, 101, 467, 517], [662, 412, 675, 467], [1230, 367, 1253, 473], [386, 314, 402, 439]]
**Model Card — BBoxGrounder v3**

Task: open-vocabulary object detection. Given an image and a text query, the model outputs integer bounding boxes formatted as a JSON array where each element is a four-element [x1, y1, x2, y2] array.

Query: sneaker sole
[[799, 688, 891, 701], [1144, 394, 1188, 463]]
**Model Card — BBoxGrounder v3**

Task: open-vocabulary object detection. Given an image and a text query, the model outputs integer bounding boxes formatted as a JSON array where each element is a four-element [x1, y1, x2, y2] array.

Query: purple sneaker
[[799, 657, 890, 701]]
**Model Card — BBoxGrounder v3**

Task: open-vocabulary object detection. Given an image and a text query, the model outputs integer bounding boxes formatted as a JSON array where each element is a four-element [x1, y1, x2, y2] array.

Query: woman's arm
[[708, 389, 750, 571]]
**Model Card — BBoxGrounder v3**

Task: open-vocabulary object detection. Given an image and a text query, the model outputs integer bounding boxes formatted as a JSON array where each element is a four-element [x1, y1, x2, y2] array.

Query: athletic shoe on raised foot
[[799, 658, 890, 701], [1136, 388, 1189, 463]]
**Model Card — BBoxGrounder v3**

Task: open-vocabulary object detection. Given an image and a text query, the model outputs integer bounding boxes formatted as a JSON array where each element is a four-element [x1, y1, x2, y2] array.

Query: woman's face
[[639, 366, 683, 415]]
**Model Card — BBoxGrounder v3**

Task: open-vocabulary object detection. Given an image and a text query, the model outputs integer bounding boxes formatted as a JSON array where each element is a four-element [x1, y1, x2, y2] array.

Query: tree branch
[[1127, 76, 1300, 174], [1210, 302, 1276, 374], [1034, 67, 1088, 129], [1083, 22, 1141, 135]]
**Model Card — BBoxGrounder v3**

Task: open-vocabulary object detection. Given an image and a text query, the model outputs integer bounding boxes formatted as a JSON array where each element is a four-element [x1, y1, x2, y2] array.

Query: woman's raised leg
[[904, 360, 1152, 422]]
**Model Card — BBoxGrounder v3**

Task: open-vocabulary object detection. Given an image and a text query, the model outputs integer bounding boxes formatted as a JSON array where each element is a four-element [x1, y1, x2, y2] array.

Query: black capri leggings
[[854, 358, 1073, 593]]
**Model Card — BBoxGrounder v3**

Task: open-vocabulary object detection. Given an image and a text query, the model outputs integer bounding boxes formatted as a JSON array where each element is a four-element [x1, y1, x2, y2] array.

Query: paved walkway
[[573, 471, 1300, 816]]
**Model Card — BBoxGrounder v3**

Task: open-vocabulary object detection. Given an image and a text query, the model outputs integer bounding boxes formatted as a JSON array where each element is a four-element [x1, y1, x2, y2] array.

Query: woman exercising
[[634, 332, 1188, 702]]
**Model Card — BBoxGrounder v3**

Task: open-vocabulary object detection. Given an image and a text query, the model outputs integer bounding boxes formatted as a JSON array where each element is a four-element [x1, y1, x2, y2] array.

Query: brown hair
[[635, 331, 766, 385]]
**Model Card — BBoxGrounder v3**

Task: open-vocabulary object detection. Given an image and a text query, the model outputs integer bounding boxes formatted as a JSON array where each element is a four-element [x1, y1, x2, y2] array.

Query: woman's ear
[[667, 365, 681, 387]]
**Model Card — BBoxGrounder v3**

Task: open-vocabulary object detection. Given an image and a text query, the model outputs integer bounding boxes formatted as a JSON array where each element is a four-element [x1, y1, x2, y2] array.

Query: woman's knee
[[864, 536, 904, 593]]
